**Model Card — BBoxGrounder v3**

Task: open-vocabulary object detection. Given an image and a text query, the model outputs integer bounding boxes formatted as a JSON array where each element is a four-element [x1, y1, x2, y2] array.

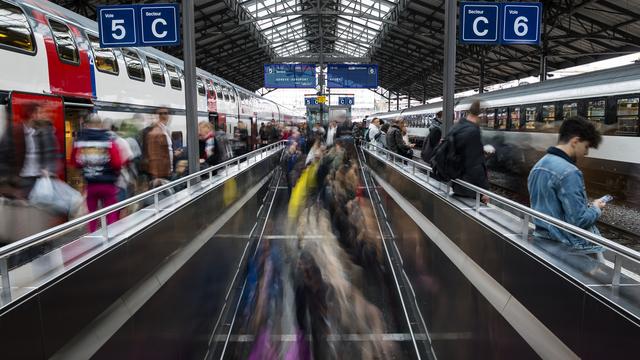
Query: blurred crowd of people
[[238, 123, 398, 359], [0, 103, 252, 243]]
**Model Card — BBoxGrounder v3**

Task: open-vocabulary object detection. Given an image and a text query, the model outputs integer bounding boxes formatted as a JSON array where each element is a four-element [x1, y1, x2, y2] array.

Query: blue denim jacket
[[527, 147, 603, 253]]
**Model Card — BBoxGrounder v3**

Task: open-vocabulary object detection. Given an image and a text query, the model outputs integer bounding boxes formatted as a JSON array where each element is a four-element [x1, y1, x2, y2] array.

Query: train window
[[197, 78, 205, 96], [207, 80, 216, 99], [146, 56, 166, 86], [122, 49, 145, 81], [87, 34, 118, 75], [525, 106, 538, 130], [486, 109, 496, 129], [616, 98, 639, 136], [587, 100, 606, 132], [165, 64, 181, 90], [542, 104, 555, 131], [48, 19, 79, 65], [0, 1, 36, 53], [563, 102, 578, 118], [509, 107, 521, 130], [223, 87, 230, 102], [497, 108, 508, 130]]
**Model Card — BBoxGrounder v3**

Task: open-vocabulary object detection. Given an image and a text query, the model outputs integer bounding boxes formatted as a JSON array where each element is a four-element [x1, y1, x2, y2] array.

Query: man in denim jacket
[[528, 116, 605, 254]]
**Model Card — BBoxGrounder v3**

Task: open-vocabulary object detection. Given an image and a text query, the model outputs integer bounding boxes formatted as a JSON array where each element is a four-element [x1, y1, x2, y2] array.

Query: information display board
[[459, 2, 542, 45], [97, 4, 180, 48], [327, 64, 378, 89], [264, 64, 316, 88]]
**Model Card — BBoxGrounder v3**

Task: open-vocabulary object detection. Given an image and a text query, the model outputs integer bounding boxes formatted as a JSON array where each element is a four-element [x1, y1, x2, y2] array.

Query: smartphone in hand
[[600, 195, 614, 203]]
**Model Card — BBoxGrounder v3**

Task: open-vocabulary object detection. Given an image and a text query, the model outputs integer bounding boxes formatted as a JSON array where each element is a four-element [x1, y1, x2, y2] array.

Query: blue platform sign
[[459, 2, 542, 45], [460, 3, 499, 44], [502, 3, 542, 44], [264, 64, 316, 88], [304, 97, 319, 106], [327, 64, 378, 89], [338, 97, 354, 106], [97, 4, 180, 48]]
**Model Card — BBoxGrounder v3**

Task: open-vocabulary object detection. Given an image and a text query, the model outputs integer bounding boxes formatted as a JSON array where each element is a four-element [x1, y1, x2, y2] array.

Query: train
[[370, 64, 640, 209], [0, 0, 303, 189]]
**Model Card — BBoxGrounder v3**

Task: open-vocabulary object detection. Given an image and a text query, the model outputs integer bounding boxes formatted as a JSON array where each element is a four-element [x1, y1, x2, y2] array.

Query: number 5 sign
[[98, 4, 180, 48], [460, 2, 542, 45]]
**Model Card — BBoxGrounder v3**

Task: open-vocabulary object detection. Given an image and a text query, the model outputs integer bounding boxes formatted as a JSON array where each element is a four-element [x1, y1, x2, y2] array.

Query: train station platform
[[0, 141, 639, 359]]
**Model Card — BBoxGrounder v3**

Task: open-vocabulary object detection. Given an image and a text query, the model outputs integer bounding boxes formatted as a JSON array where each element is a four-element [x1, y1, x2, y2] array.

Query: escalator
[[206, 143, 436, 359]]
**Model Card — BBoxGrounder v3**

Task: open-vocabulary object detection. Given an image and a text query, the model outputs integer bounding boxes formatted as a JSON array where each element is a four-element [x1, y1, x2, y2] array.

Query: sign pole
[[182, 0, 199, 176], [442, 0, 456, 137]]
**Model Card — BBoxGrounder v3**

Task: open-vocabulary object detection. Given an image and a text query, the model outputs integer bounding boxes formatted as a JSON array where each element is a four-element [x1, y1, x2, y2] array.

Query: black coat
[[450, 118, 490, 197], [386, 125, 411, 156]]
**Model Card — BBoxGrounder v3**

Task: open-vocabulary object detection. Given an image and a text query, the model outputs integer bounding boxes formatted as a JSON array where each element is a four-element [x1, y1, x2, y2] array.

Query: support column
[[388, 91, 391, 112], [442, 0, 457, 136], [479, 58, 485, 94], [396, 91, 400, 111], [182, 0, 199, 176], [407, 91, 411, 109], [539, 51, 547, 82]]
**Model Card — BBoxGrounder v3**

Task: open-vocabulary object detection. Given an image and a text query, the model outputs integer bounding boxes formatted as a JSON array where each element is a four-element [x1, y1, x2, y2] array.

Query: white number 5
[[112, 19, 126, 40], [514, 16, 528, 37]]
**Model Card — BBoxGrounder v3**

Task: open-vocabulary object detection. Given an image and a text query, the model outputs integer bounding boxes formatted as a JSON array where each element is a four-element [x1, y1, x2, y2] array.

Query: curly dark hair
[[558, 116, 602, 149]]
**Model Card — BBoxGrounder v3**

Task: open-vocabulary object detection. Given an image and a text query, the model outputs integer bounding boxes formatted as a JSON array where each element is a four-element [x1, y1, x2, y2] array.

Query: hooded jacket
[[72, 128, 122, 183]]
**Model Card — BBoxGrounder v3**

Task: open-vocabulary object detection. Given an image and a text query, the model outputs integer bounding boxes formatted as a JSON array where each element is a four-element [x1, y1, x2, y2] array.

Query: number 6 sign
[[502, 3, 541, 44]]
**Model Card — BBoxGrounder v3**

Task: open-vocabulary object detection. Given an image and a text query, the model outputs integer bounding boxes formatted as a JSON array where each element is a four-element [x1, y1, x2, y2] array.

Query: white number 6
[[112, 19, 126, 40], [514, 16, 528, 37]]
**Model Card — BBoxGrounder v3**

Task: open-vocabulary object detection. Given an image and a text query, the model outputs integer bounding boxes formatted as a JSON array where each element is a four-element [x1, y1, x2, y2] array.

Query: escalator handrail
[[362, 142, 640, 265], [0, 141, 287, 259]]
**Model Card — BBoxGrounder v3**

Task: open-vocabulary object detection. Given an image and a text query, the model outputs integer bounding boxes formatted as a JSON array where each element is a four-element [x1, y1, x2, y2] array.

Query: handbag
[[29, 177, 83, 215]]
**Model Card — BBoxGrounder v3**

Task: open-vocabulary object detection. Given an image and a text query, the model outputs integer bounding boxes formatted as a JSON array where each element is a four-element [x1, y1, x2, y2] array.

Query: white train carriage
[[0, 0, 289, 188], [369, 64, 640, 207]]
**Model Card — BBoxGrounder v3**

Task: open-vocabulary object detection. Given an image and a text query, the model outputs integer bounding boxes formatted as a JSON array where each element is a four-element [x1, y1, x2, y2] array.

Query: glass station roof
[[239, 0, 399, 58]]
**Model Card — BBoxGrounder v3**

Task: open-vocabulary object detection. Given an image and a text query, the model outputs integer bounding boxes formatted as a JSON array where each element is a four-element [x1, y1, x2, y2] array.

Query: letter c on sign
[[152, 18, 168, 38], [473, 17, 489, 37]]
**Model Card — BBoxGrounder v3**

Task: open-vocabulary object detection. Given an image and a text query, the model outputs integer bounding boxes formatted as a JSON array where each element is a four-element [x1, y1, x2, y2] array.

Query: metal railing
[[0, 141, 286, 302], [362, 142, 640, 286]]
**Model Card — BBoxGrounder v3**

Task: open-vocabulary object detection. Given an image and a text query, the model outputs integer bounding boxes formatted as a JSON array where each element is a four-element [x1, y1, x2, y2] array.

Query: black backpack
[[420, 124, 440, 163], [429, 130, 462, 182]]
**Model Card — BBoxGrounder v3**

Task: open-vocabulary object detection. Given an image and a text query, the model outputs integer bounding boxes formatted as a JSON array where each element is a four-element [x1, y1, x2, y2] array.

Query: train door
[[63, 101, 93, 191], [251, 112, 258, 150], [8, 92, 65, 179]]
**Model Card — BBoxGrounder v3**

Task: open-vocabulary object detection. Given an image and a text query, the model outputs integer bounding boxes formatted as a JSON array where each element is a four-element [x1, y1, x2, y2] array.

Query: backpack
[[420, 124, 441, 163], [214, 132, 233, 164], [364, 128, 370, 142], [429, 130, 462, 182]]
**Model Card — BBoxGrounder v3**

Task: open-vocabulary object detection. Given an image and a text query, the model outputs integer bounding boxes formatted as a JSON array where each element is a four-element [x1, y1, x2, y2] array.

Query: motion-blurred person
[[528, 117, 605, 255], [198, 121, 215, 168], [311, 121, 325, 144], [268, 119, 280, 144], [366, 117, 381, 144], [326, 120, 337, 146], [259, 122, 268, 147], [108, 122, 135, 202], [420, 111, 442, 162], [143, 107, 174, 180], [213, 127, 233, 166], [281, 142, 304, 193], [233, 121, 249, 156], [449, 100, 490, 201], [7, 103, 59, 198], [378, 123, 390, 149], [72, 114, 122, 231], [386, 119, 414, 158]]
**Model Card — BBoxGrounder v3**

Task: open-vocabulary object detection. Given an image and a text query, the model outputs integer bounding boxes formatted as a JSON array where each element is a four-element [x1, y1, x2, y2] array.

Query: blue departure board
[[327, 64, 378, 88], [264, 64, 317, 88]]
